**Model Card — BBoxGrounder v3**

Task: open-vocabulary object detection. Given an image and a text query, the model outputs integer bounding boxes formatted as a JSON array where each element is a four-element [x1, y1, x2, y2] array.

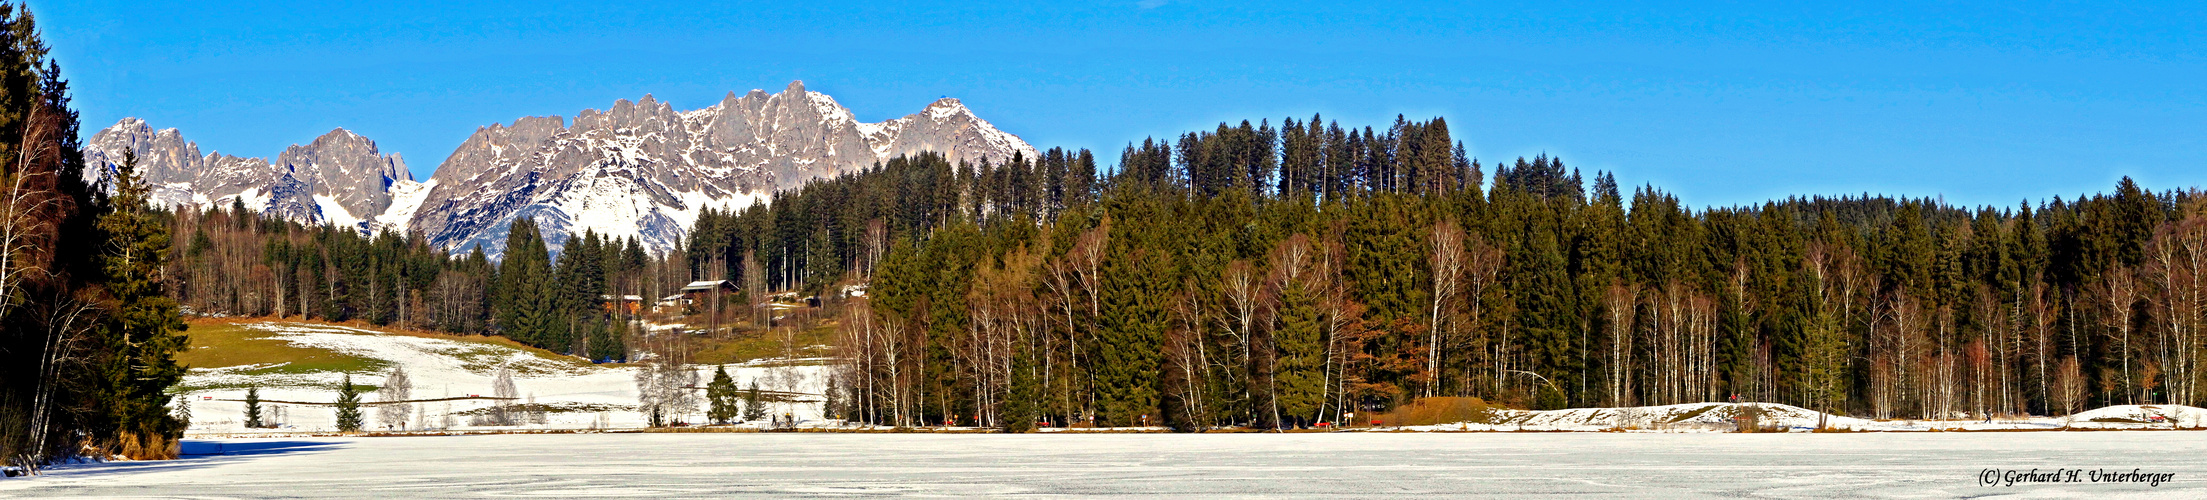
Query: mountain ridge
[[84, 119, 416, 231], [84, 81, 1037, 258]]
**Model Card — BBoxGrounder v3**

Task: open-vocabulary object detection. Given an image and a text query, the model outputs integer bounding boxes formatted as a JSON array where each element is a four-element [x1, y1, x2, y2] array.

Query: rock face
[[84, 119, 418, 231], [81, 81, 1033, 259], [271, 129, 412, 227], [409, 80, 1036, 258]]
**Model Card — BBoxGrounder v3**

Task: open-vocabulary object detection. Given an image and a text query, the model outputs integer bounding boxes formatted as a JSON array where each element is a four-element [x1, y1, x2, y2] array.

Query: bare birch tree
[[1424, 219, 1465, 399], [375, 366, 413, 430]]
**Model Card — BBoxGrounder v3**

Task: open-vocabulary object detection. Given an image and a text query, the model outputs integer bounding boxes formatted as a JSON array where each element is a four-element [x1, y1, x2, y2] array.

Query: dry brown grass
[[1370, 397, 1498, 426], [687, 318, 839, 365], [116, 431, 178, 460]]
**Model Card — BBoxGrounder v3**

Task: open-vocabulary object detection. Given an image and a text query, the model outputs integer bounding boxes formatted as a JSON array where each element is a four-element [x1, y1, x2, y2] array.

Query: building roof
[[681, 280, 737, 292]]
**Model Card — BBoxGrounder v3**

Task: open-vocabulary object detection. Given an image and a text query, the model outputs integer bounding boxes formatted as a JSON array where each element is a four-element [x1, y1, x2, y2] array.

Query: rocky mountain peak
[[924, 97, 969, 118], [83, 119, 416, 231], [275, 128, 411, 226], [83, 84, 1035, 261], [409, 83, 1034, 258]]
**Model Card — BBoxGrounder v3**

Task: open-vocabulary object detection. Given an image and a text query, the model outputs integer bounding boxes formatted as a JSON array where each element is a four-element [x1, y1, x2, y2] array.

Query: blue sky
[[39, 1, 2207, 208]]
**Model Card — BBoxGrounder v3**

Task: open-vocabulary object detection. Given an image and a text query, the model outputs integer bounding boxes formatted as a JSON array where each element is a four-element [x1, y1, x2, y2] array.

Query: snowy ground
[[4, 432, 2201, 498], [184, 322, 2207, 436], [1396, 402, 2207, 433], [177, 322, 830, 434]]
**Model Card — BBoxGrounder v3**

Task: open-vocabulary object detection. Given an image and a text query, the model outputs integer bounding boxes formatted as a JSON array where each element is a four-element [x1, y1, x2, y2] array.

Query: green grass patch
[[177, 321, 386, 375]]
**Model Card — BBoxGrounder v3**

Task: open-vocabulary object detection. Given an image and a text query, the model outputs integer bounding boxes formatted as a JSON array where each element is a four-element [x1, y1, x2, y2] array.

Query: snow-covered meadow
[[178, 322, 2207, 436], [176, 322, 830, 434], [1397, 401, 2207, 433], [5, 432, 2201, 498], [34, 321, 2200, 497]]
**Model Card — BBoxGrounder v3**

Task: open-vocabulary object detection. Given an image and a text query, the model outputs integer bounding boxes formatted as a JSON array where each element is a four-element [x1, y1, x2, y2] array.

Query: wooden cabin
[[680, 280, 739, 305], [597, 294, 646, 315]]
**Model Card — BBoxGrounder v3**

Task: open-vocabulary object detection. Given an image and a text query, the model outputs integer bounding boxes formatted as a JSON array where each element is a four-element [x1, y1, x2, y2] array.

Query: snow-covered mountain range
[[85, 120, 415, 230], [84, 81, 1036, 258]]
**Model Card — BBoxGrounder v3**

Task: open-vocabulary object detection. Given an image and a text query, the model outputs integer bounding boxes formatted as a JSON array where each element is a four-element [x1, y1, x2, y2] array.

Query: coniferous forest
[[686, 117, 2207, 431]]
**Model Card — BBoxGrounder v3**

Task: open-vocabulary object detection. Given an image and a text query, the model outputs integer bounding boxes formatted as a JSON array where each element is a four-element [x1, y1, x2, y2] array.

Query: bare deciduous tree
[[2095, 262, 2141, 404], [375, 366, 412, 430], [1602, 281, 1636, 407], [1424, 219, 1466, 399]]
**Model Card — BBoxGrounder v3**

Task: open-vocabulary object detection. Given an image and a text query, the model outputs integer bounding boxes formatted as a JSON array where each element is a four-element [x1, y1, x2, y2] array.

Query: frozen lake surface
[[3, 432, 2200, 498]]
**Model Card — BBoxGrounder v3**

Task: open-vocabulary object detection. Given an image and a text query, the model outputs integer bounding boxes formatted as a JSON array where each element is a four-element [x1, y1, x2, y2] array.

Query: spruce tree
[[97, 149, 191, 455], [1273, 274, 1327, 425], [244, 386, 263, 429], [741, 380, 767, 422], [587, 316, 626, 363], [1093, 215, 1168, 426], [707, 366, 738, 424], [334, 374, 364, 433], [822, 384, 845, 422], [1002, 345, 1040, 433], [553, 231, 605, 354], [495, 219, 556, 349]]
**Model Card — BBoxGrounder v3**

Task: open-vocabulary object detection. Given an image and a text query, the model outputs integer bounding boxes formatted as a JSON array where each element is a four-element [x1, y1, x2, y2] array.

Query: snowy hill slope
[[174, 322, 828, 434]]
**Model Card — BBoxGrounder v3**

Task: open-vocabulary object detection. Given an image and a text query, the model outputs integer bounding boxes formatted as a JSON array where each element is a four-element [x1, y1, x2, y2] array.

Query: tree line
[[684, 115, 2207, 431], [164, 202, 693, 361]]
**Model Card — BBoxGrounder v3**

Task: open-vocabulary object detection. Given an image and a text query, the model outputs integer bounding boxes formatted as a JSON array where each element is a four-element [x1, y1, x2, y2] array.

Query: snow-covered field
[[183, 322, 2207, 436], [1400, 402, 2207, 433], [39, 321, 2202, 497], [177, 322, 829, 434], [4, 432, 2200, 498]]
